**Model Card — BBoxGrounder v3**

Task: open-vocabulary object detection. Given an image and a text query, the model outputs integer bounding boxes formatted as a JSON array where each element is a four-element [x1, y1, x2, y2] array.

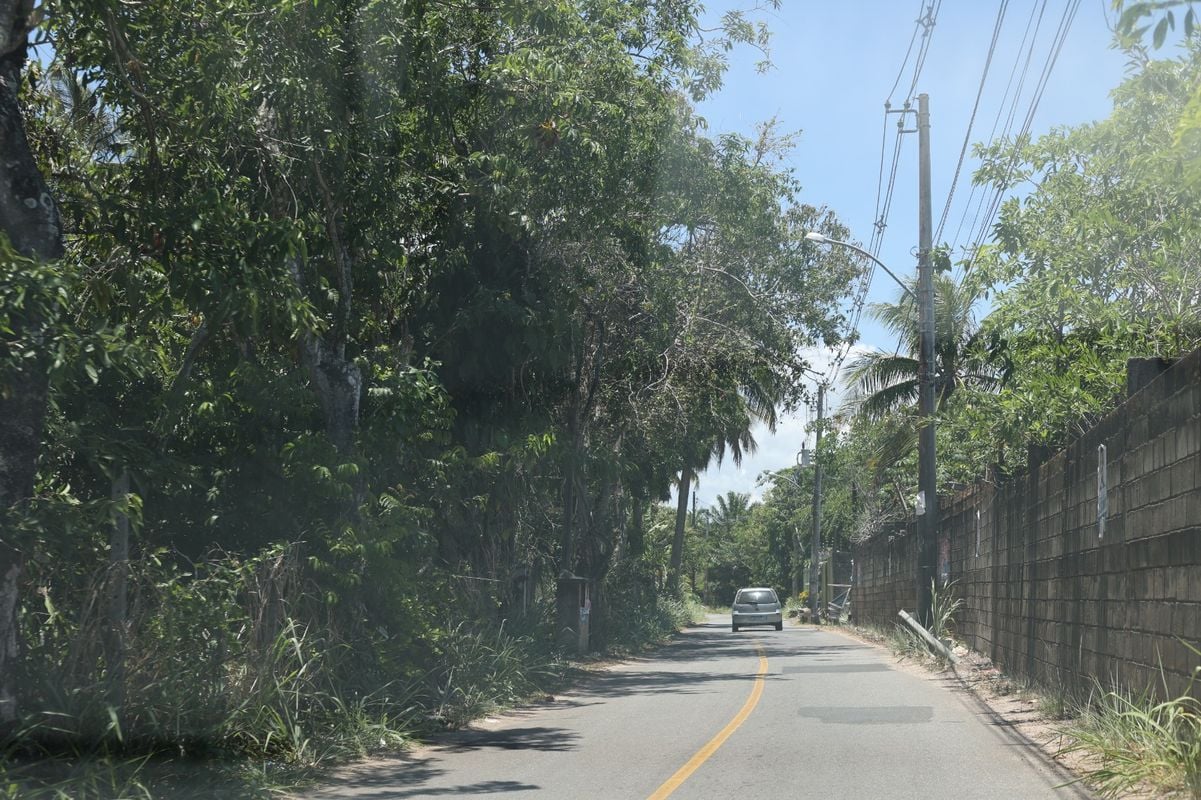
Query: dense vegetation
[[0, 0, 862, 787]]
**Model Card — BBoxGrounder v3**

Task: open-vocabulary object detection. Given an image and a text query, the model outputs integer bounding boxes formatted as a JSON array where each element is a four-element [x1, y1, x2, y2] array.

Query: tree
[[970, 41, 1201, 455], [841, 272, 997, 480], [0, 0, 65, 727]]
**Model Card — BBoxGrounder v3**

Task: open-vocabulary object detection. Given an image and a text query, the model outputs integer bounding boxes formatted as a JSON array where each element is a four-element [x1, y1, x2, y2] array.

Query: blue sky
[[686, 0, 1132, 507]]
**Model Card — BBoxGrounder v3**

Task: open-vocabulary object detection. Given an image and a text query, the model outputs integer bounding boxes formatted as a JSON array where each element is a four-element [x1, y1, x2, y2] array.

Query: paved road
[[305, 616, 1090, 799]]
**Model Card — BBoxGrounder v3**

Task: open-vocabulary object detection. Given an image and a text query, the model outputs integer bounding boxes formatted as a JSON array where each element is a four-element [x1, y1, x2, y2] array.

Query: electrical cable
[[869, 111, 891, 255], [873, 0, 931, 257], [965, 0, 1080, 272], [826, 0, 944, 390], [903, 0, 942, 105], [936, 0, 1009, 245], [885, 0, 927, 104], [950, 0, 1044, 254], [968, 0, 1048, 252]]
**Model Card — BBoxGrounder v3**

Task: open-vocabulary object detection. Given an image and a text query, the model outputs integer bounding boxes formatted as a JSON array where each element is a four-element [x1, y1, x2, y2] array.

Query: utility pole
[[916, 93, 938, 628], [792, 526, 801, 601], [809, 383, 825, 625]]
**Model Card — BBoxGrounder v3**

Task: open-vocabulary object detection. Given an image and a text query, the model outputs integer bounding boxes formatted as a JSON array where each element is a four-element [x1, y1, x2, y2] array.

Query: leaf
[[1153, 16, 1171, 48]]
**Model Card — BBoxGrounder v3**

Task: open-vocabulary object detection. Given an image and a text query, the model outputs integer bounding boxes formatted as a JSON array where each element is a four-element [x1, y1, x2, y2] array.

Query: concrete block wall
[[852, 348, 1201, 698]]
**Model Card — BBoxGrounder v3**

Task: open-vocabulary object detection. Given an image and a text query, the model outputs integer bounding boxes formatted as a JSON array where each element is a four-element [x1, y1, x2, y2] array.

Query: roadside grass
[[783, 596, 808, 621], [886, 621, 929, 660], [928, 580, 963, 643], [2, 620, 573, 799], [426, 622, 570, 729], [0, 752, 296, 800], [5, 563, 697, 799], [1059, 656, 1201, 799], [880, 581, 965, 667]]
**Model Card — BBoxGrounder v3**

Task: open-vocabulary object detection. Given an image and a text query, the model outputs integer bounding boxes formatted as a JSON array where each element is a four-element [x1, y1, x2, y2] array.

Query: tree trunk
[[302, 335, 362, 457], [668, 468, 692, 595], [0, 1, 65, 728], [104, 468, 130, 720], [286, 254, 362, 460], [627, 496, 645, 558], [559, 440, 579, 574]]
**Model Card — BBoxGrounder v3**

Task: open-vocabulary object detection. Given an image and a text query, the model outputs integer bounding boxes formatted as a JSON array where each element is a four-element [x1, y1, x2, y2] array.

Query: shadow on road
[[315, 758, 447, 793], [438, 726, 579, 753], [311, 754, 537, 799], [568, 667, 784, 699]]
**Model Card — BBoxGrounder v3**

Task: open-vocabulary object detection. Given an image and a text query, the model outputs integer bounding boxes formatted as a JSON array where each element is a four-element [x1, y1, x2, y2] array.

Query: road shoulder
[[825, 624, 1097, 799]]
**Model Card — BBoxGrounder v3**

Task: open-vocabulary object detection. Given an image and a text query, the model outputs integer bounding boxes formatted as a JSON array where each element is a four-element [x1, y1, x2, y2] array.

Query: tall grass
[[1062, 652, 1201, 798], [597, 561, 704, 651], [11, 545, 414, 766], [5, 544, 700, 797], [887, 580, 962, 664], [929, 579, 963, 642], [425, 622, 566, 728]]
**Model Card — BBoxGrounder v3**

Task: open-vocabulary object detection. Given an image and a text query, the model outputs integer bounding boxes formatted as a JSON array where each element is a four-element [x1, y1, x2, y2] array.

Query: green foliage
[[1113, 1, 1198, 48], [841, 271, 997, 484], [886, 623, 929, 662], [969, 44, 1201, 462], [4, 1, 862, 791], [15, 546, 408, 763], [929, 580, 963, 642], [884, 582, 961, 664]]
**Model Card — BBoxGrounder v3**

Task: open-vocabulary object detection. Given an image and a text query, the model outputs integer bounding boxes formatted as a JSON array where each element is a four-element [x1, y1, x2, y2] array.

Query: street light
[[805, 229, 938, 627], [804, 232, 915, 300]]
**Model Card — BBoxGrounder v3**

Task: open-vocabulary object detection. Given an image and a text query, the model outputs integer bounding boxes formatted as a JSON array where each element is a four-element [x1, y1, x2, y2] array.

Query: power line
[[935, 0, 1009, 244], [951, 0, 1046, 254], [964, 0, 1081, 271], [951, 0, 1047, 253], [874, 0, 936, 256], [903, 0, 942, 105], [885, 0, 927, 104], [869, 119, 907, 256]]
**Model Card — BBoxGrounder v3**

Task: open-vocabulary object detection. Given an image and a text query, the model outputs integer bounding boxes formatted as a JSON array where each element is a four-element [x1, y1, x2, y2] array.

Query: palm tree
[[668, 371, 781, 594], [712, 492, 753, 532], [843, 272, 997, 475]]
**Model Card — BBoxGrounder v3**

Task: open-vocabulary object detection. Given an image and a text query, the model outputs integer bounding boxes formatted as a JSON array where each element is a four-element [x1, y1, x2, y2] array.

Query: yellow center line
[[645, 639, 769, 800]]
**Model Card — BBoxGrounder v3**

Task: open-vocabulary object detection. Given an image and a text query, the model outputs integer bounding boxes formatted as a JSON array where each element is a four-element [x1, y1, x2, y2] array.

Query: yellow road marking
[[645, 639, 769, 800]]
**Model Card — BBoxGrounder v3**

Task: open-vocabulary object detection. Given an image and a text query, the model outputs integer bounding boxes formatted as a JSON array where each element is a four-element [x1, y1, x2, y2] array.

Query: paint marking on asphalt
[[645, 639, 768, 800]]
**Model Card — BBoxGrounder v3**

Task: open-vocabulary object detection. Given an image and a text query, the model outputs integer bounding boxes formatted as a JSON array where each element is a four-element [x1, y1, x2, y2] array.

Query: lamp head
[[804, 231, 829, 244]]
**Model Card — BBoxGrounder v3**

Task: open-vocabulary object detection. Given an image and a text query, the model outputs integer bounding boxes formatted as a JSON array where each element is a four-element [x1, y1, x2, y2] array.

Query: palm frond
[[843, 352, 920, 399], [871, 417, 919, 481], [855, 378, 920, 419]]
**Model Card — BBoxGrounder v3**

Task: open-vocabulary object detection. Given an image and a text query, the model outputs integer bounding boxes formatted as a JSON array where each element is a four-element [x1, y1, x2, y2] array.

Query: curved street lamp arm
[[805, 232, 917, 301]]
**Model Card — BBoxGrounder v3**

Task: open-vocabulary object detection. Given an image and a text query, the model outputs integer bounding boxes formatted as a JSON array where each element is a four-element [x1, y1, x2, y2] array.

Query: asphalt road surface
[[304, 615, 1091, 799]]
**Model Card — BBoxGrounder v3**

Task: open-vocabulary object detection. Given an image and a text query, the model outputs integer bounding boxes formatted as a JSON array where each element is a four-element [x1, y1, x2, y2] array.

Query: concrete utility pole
[[809, 383, 825, 625], [916, 93, 938, 628]]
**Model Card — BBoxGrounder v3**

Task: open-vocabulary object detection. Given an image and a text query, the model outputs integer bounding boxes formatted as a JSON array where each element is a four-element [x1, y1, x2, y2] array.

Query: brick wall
[[853, 348, 1201, 698]]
